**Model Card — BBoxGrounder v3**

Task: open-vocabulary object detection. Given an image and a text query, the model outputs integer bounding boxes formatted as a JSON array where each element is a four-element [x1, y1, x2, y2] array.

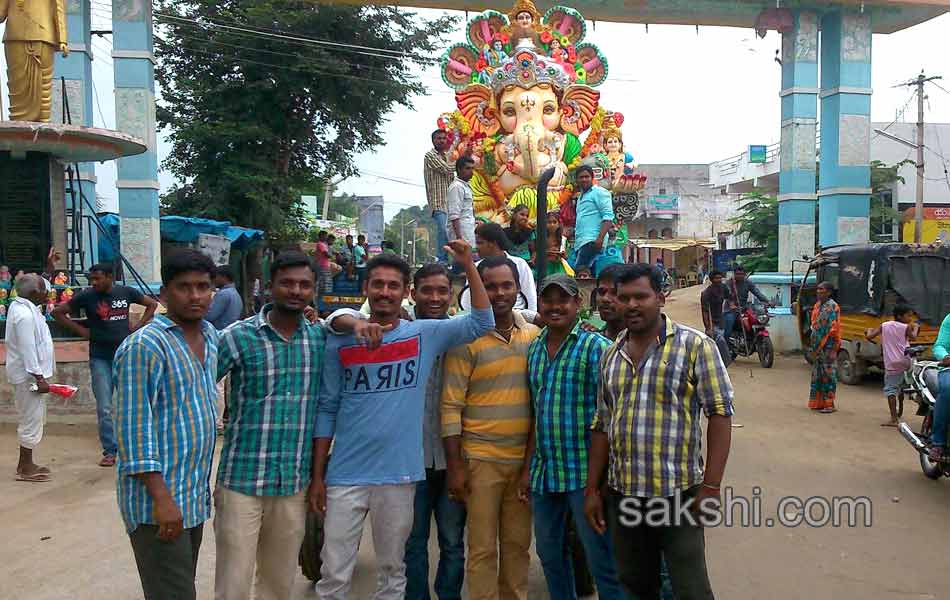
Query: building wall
[[873, 122, 950, 208], [632, 164, 742, 240]]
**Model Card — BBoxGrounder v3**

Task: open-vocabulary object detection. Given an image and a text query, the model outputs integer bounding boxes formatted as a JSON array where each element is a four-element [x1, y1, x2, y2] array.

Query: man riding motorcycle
[[722, 265, 772, 339], [929, 312, 950, 462]]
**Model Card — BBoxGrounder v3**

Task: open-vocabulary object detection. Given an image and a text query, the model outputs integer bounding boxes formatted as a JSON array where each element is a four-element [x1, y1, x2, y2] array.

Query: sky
[[2, 7, 950, 223]]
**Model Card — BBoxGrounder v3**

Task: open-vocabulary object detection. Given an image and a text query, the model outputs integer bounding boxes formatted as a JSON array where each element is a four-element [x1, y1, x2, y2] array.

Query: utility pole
[[322, 175, 346, 220], [898, 71, 942, 243]]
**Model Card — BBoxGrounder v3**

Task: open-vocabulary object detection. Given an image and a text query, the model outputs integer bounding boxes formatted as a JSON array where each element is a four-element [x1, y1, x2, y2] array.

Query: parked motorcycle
[[897, 345, 950, 480], [726, 303, 774, 368]]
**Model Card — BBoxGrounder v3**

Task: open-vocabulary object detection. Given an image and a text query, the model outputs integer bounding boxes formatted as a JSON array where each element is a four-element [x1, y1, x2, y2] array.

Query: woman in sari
[[808, 282, 841, 413]]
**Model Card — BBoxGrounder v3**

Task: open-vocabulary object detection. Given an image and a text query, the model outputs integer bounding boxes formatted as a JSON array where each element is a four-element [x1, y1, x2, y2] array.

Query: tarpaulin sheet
[[160, 216, 230, 242], [889, 255, 950, 326], [225, 226, 265, 250]]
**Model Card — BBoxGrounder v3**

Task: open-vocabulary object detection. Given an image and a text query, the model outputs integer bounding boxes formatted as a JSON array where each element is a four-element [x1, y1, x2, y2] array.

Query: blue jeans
[[405, 468, 466, 600], [572, 242, 601, 272], [532, 489, 627, 600], [721, 310, 738, 339], [432, 210, 449, 264], [90, 357, 118, 456], [933, 370, 950, 447]]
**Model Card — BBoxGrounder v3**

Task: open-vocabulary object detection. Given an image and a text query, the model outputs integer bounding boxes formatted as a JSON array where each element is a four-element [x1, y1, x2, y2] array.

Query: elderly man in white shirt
[[5, 273, 55, 482]]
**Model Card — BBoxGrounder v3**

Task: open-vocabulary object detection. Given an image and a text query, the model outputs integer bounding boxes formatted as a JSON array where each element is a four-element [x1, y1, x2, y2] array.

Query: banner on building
[[647, 195, 679, 215], [902, 207, 950, 243]]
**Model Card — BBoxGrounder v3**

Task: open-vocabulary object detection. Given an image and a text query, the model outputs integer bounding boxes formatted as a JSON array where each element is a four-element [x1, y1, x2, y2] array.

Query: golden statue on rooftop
[[0, 0, 69, 122]]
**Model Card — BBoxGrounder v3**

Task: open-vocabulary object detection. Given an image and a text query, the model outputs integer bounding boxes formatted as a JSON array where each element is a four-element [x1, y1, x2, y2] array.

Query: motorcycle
[[897, 345, 950, 480], [726, 302, 774, 368]]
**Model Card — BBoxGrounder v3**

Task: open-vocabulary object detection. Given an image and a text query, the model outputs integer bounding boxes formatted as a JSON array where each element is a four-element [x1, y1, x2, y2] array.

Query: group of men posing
[[96, 235, 735, 600]]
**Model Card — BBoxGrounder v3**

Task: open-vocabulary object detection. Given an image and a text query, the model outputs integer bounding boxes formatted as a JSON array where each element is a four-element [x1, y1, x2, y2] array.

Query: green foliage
[[870, 159, 911, 240], [730, 191, 779, 272], [155, 0, 455, 243]]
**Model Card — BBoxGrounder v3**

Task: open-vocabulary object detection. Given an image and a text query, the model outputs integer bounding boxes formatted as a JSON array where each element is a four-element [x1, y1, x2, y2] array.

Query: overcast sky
[[2, 8, 949, 222]]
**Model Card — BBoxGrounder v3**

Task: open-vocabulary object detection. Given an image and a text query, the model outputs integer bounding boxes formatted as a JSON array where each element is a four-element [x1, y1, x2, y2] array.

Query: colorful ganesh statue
[[437, 0, 645, 224]]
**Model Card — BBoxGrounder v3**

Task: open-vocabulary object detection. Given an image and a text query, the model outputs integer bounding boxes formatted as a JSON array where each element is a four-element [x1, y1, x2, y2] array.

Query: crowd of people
[[4, 238, 737, 600], [424, 128, 621, 284]]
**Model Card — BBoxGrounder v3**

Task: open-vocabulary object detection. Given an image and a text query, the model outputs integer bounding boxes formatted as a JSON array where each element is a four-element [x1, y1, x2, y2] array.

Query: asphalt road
[[1, 285, 947, 599]]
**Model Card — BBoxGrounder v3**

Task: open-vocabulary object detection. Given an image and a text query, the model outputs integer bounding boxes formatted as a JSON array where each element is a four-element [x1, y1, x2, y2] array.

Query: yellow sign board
[[902, 217, 950, 244]]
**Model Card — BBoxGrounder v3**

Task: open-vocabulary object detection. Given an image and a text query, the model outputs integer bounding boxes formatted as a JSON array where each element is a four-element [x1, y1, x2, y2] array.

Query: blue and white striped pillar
[[778, 11, 819, 272], [54, 0, 98, 264], [112, 0, 160, 285], [818, 10, 872, 248]]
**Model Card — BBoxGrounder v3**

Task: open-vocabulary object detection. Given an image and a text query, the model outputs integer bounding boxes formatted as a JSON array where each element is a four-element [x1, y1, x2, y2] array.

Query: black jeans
[[129, 523, 204, 600], [606, 487, 714, 600]]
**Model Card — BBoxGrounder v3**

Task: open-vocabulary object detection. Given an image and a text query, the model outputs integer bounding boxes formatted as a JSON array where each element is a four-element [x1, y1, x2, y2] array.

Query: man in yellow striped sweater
[[442, 255, 540, 600]]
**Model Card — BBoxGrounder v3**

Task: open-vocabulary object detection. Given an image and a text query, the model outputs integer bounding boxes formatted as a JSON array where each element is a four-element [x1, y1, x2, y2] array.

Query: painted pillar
[[53, 0, 98, 265], [112, 0, 160, 286], [777, 11, 819, 272], [818, 10, 872, 248]]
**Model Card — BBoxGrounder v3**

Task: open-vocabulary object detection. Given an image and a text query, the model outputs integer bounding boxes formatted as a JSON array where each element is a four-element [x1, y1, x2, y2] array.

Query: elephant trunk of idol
[[535, 166, 556, 281]]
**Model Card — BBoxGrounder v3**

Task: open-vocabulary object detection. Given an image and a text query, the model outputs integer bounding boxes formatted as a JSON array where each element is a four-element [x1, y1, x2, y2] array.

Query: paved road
[[1, 286, 948, 599]]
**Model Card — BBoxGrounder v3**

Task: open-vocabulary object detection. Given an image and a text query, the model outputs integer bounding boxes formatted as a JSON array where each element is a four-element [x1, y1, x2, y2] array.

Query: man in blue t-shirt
[[571, 165, 615, 279], [311, 241, 494, 598]]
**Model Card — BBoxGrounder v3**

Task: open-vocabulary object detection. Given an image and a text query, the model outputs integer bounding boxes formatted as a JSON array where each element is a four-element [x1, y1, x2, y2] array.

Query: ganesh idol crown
[[436, 0, 646, 224]]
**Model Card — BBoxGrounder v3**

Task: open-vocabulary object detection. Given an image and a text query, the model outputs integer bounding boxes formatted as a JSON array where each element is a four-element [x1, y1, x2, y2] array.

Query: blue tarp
[[226, 226, 265, 250], [160, 215, 230, 242], [96, 213, 264, 262]]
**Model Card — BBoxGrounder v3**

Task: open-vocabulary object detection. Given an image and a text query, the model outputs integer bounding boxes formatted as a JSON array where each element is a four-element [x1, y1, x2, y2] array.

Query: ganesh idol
[[437, 0, 610, 222]]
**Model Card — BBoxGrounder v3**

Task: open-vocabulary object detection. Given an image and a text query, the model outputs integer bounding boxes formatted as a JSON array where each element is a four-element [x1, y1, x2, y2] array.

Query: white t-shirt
[[459, 252, 537, 313]]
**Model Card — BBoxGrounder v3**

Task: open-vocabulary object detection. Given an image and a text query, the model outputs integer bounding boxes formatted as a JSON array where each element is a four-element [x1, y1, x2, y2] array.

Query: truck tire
[[836, 349, 864, 386]]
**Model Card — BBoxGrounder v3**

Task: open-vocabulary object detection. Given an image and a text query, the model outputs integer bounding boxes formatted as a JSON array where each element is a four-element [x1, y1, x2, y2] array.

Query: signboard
[[356, 195, 385, 245], [647, 195, 679, 215], [749, 145, 768, 164], [197, 233, 231, 266], [713, 248, 765, 273], [902, 207, 950, 243], [301, 195, 319, 219], [310, 218, 357, 239]]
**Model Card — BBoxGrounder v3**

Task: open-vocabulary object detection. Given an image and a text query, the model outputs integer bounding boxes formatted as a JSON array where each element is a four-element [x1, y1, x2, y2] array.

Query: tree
[[154, 0, 455, 242], [870, 159, 912, 241], [730, 191, 779, 272]]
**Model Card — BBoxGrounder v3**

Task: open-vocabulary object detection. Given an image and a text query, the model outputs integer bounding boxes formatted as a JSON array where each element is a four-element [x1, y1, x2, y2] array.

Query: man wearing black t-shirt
[[52, 263, 159, 466]]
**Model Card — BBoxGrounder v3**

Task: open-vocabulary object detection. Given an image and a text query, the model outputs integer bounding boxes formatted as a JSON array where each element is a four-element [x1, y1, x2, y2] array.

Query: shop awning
[[95, 214, 265, 262], [629, 238, 717, 251], [226, 226, 265, 250], [160, 216, 231, 242]]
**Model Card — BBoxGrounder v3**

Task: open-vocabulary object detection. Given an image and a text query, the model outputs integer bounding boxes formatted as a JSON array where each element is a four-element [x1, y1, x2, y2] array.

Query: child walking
[[866, 303, 919, 427]]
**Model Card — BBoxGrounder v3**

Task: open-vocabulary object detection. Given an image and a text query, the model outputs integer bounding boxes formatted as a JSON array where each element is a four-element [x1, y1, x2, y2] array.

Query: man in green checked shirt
[[212, 251, 366, 600]]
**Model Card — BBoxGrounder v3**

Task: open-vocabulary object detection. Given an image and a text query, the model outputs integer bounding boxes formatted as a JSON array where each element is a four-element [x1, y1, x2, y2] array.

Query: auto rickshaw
[[793, 243, 950, 385]]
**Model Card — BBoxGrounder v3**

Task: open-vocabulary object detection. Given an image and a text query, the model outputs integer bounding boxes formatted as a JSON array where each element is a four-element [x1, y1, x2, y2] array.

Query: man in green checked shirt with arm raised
[[584, 263, 734, 600]]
